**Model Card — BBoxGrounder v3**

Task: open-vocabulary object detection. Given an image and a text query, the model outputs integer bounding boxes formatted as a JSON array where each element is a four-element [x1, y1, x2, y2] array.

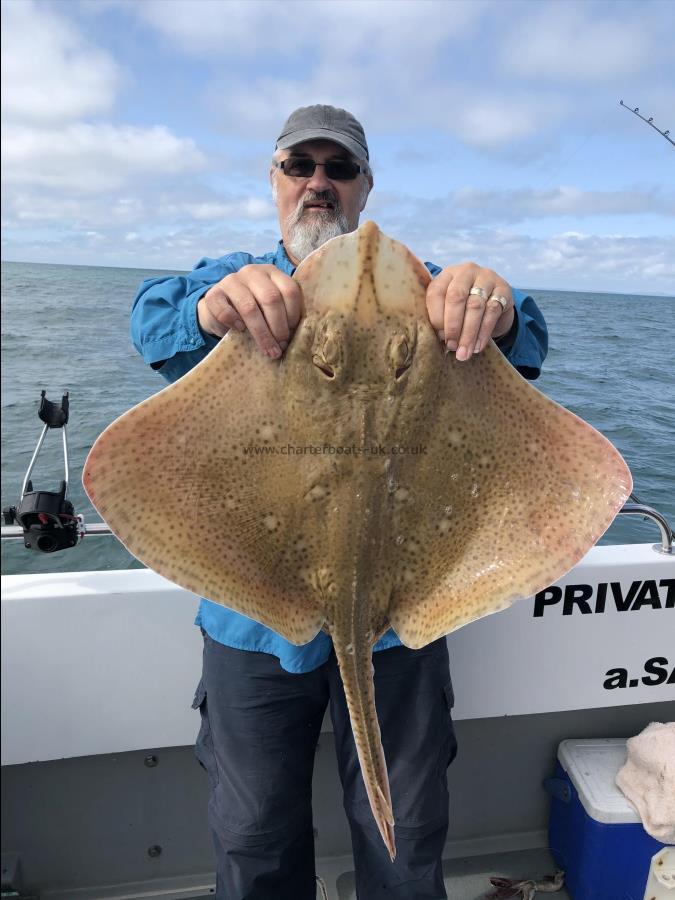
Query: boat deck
[[36, 846, 570, 900], [322, 846, 570, 900]]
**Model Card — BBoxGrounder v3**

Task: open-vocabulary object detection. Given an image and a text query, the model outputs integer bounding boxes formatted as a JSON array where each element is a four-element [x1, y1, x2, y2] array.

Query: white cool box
[[546, 739, 673, 900]]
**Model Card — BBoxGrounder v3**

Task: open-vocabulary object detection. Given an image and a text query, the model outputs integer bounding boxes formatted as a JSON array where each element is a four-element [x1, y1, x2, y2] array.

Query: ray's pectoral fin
[[388, 342, 632, 649], [83, 332, 325, 646]]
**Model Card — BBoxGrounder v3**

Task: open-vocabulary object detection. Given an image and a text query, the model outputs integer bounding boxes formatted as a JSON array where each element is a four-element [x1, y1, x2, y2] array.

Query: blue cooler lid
[[558, 738, 641, 825]]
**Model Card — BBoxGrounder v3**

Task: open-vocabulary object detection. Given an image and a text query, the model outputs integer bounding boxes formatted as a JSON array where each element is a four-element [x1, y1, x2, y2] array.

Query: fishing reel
[[2, 391, 83, 553]]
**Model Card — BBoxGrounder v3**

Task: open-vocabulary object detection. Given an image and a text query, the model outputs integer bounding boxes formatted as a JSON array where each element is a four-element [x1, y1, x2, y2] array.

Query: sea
[[1, 260, 673, 577]]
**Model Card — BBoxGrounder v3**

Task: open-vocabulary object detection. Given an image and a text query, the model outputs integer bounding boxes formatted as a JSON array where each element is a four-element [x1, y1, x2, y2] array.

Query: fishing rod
[[619, 100, 674, 147], [1, 393, 673, 553]]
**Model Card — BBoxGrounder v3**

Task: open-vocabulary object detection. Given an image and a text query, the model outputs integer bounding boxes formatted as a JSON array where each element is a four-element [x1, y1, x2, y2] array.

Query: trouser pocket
[[191, 678, 220, 789], [440, 679, 459, 771]]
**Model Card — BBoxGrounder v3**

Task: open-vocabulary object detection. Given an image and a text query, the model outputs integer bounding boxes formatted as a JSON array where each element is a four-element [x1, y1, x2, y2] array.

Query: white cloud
[[452, 95, 568, 149], [451, 186, 675, 220], [369, 186, 675, 233], [499, 3, 654, 82], [5, 219, 673, 294], [1, 220, 283, 270], [1, 0, 209, 211], [205, 66, 568, 158], [120, 0, 668, 153], [1, 0, 672, 299], [125, 0, 524, 147], [416, 228, 675, 292], [4, 191, 148, 225], [3, 187, 275, 231], [2, 123, 206, 192], [132, 0, 483, 58], [1, 0, 121, 124], [158, 198, 275, 221]]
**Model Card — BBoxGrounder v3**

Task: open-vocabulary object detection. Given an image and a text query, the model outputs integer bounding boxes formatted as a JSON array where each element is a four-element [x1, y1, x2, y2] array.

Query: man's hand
[[426, 263, 514, 361], [197, 264, 303, 358]]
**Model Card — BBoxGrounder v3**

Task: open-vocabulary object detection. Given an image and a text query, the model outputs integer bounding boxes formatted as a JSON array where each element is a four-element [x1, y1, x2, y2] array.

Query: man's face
[[272, 139, 371, 264]]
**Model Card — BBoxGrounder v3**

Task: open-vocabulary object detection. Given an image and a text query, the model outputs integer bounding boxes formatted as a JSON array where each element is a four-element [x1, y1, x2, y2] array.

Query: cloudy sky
[[2, 0, 674, 293]]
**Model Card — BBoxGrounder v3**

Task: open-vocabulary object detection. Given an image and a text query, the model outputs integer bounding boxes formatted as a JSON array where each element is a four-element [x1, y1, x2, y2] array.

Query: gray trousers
[[192, 630, 457, 900]]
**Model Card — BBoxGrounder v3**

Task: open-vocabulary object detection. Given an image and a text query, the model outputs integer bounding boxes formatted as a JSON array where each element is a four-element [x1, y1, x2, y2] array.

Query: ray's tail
[[332, 633, 396, 860]]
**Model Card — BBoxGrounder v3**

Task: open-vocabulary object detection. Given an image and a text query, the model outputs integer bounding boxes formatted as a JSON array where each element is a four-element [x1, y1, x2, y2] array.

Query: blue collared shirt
[[131, 240, 548, 672]]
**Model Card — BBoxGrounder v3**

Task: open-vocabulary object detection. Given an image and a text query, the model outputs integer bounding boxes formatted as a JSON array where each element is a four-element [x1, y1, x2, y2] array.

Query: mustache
[[287, 190, 341, 226]]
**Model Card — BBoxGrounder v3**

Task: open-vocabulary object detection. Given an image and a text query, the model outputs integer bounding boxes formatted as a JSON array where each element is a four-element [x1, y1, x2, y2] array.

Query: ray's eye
[[322, 336, 340, 365], [313, 359, 335, 378], [390, 335, 412, 379], [313, 334, 340, 379]]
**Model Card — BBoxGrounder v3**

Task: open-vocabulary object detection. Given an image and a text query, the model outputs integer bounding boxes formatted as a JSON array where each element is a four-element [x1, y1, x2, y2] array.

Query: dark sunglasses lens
[[281, 158, 360, 180], [325, 160, 359, 180], [283, 158, 316, 177]]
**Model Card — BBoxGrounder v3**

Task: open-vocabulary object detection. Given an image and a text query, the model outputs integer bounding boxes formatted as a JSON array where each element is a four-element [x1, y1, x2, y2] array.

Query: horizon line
[[1, 258, 673, 299]]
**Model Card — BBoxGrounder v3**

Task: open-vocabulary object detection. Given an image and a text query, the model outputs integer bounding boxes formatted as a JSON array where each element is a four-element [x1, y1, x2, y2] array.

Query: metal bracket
[[619, 493, 673, 555]]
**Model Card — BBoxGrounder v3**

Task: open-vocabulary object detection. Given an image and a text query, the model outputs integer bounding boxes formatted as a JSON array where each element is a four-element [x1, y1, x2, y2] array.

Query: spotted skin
[[83, 221, 632, 861]]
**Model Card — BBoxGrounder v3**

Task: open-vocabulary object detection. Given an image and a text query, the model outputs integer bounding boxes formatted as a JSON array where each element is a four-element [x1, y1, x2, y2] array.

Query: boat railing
[[1, 498, 672, 553], [623, 493, 673, 554]]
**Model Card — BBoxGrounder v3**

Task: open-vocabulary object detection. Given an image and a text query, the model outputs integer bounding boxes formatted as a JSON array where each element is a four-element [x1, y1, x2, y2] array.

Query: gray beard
[[284, 195, 350, 262]]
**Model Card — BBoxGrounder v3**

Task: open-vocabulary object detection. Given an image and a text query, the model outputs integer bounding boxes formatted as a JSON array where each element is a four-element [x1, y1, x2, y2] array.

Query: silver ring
[[468, 286, 488, 302], [488, 293, 509, 311]]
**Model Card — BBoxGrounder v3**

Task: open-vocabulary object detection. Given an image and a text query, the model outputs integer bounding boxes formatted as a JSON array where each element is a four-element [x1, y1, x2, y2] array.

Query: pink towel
[[616, 721, 675, 844]]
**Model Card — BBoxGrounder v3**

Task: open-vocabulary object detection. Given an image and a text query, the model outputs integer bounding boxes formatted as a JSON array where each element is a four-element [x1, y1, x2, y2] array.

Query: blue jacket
[[131, 240, 548, 672]]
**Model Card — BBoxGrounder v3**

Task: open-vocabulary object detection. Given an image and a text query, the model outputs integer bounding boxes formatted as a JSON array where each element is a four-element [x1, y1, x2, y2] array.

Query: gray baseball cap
[[276, 104, 369, 160]]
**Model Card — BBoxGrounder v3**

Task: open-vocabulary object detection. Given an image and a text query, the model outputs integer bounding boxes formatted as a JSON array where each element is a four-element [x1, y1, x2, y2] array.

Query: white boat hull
[[2, 543, 673, 766]]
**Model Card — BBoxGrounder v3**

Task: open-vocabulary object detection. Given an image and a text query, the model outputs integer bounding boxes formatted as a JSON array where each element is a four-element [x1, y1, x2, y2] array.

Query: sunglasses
[[273, 157, 366, 181]]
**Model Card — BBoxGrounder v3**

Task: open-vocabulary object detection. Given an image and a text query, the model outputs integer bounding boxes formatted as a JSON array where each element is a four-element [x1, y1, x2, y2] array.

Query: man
[[131, 105, 548, 900]]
